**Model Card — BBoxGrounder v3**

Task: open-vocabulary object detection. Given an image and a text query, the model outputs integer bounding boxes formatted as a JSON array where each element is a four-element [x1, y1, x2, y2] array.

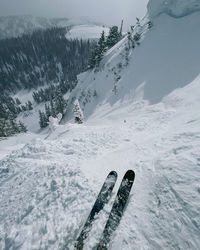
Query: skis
[[74, 170, 135, 250], [96, 170, 135, 250], [75, 171, 118, 250]]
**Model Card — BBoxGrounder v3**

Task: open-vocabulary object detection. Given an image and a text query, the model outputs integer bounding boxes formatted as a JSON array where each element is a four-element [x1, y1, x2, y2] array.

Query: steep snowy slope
[[0, 1, 200, 250], [1, 76, 200, 250], [66, 7, 200, 120]]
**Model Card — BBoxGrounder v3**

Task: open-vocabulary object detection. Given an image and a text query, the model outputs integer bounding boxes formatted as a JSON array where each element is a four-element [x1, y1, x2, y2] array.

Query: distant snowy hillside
[[65, 24, 109, 40], [0, 15, 107, 40], [0, 16, 56, 39]]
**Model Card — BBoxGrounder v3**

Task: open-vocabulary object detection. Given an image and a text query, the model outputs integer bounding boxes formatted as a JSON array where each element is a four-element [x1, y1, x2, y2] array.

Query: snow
[[147, 0, 200, 18], [1, 76, 200, 249], [49, 114, 62, 132], [65, 25, 109, 40], [0, 132, 39, 161], [1, 2, 200, 250], [66, 10, 200, 120], [12, 89, 43, 133], [13, 89, 34, 104]]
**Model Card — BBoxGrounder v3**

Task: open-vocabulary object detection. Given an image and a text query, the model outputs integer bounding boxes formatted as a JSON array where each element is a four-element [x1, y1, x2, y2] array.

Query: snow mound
[[147, 0, 200, 18]]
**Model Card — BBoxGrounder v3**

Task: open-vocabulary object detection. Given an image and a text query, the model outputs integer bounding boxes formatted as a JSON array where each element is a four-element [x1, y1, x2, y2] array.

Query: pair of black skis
[[75, 170, 135, 250]]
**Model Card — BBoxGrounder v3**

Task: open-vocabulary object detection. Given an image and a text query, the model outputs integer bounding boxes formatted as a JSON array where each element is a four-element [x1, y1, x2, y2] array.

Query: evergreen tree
[[45, 104, 51, 119], [136, 17, 140, 26], [96, 31, 106, 66], [55, 87, 65, 115], [127, 31, 135, 49], [106, 26, 120, 49], [39, 110, 48, 128], [33, 91, 40, 103], [148, 21, 153, 29], [0, 94, 28, 137], [0, 118, 6, 137], [88, 31, 108, 69], [15, 98, 21, 105], [50, 99, 56, 117], [27, 101, 33, 110], [93, 90, 98, 97], [18, 121, 27, 133], [73, 99, 84, 124], [88, 47, 98, 69], [6, 109, 19, 135], [133, 33, 141, 44], [21, 105, 27, 112]]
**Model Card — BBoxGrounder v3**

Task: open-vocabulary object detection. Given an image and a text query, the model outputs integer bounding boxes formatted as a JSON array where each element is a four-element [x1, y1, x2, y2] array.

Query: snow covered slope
[[0, 1, 200, 250], [66, 8, 200, 120], [1, 76, 200, 250]]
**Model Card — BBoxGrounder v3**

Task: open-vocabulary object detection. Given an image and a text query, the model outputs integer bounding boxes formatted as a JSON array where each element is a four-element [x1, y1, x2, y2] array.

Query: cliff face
[[147, 0, 200, 18]]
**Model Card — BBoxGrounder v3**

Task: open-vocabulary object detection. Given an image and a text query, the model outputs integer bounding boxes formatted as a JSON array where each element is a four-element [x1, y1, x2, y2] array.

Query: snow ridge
[[147, 0, 200, 18]]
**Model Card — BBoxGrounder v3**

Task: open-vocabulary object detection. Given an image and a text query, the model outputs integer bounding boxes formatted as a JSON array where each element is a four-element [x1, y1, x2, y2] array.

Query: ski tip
[[124, 170, 135, 181], [109, 171, 117, 178]]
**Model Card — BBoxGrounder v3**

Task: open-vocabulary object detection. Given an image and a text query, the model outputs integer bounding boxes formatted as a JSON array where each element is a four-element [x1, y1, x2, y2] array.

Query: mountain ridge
[[147, 0, 200, 18]]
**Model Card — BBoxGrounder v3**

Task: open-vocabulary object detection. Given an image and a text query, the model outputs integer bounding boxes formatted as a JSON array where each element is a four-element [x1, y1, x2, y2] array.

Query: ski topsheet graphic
[[96, 170, 135, 250], [75, 171, 118, 250]]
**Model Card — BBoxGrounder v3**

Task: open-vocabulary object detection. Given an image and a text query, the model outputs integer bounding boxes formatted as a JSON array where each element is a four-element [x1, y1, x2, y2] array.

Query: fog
[[0, 0, 148, 29]]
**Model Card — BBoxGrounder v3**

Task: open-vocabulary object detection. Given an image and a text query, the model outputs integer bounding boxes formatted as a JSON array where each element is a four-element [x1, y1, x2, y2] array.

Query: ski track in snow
[[0, 94, 200, 250]]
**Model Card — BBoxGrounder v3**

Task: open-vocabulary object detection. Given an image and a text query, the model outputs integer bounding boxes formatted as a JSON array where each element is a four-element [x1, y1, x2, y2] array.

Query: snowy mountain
[[0, 15, 107, 40], [0, 1, 200, 250]]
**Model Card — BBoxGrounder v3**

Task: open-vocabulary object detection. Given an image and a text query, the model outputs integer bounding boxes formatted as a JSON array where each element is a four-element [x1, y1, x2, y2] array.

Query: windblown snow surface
[[1, 2, 200, 250]]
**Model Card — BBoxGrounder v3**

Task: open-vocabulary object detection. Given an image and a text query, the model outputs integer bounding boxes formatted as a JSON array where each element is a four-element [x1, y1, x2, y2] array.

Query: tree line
[[0, 27, 95, 93], [88, 26, 122, 69], [0, 26, 96, 136], [0, 95, 27, 137]]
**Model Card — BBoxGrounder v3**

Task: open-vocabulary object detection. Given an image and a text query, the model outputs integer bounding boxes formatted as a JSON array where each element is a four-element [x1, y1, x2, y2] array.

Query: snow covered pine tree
[[73, 99, 84, 124]]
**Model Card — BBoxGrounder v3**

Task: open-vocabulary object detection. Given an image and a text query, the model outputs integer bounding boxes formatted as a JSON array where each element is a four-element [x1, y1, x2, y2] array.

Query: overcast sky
[[0, 0, 148, 29]]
